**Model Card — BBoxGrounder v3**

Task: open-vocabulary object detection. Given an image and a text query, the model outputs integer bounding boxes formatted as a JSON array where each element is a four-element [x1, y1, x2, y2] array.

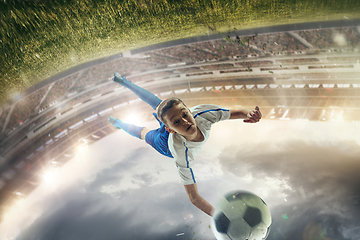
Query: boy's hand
[[244, 106, 262, 123]]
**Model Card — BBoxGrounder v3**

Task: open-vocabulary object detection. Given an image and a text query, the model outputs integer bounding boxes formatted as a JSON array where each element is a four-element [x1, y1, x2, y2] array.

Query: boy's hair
[[157, 97, 187, 126]]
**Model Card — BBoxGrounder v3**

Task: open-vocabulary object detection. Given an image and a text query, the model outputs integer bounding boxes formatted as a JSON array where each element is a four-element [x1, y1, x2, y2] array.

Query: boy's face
[[164, 103, 197, 138]]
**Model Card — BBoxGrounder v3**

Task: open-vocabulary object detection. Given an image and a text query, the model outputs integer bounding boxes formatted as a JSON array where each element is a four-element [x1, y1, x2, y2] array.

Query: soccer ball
[[211, 190, 271, 240]]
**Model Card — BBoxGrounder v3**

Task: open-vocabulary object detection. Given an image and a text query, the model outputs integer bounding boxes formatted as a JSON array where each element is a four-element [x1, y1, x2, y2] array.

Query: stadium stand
[[297, 29, 335, 49], [2, 125, 31, 151], [1, 26, 359, 142], [62, 84, 116, 110], [186, 45, 224, 62], [192, 41, 224, 59], [175, 67, 202, 73], [31, 108, 58, 128], [1, 107, 11, 134], [142, 52, 182, 65], [326, 56, 360, 63], [201, 39, 258, 58], [235, 60, 274, 67], [248, 32, 307, 55], [201, 63, 235, 70], [109, 58, 160, 75], [39, 74, 79, 109], [66, 70, 91, 94], [277, 58, 320, 65], [128, 70, 176, 82], [0, 108, 9, 132], [7, 88, 48, 131], [333, 27, 360, 48]]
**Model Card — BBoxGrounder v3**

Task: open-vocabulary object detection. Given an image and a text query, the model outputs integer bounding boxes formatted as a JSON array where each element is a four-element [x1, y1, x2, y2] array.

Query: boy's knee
[[140, 128, 150, 140]]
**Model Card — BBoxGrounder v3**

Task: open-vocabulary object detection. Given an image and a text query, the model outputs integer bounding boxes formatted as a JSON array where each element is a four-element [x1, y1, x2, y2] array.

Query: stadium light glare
[[281, 109, 289, 118], [77, 145, 88, 154], [14, 198, 25, 207], [3, 212, 10, 222], [42, 167, 59, 184], [330, 109, 335, 119], [75, 138, 89, 155], [123, 113, 143, 126], [12, 93, 22, 101], [2, 197, 26, 224], [43, 171, 54, 183], [339, 110, 344, 120]]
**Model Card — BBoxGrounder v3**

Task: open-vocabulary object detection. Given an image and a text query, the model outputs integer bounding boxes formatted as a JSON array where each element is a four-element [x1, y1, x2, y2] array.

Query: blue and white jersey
[[168, 104, 231, 185]]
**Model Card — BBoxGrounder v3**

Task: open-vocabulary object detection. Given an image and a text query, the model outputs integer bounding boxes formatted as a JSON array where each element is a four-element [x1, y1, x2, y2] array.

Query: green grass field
[[0, 0, 359, 104]]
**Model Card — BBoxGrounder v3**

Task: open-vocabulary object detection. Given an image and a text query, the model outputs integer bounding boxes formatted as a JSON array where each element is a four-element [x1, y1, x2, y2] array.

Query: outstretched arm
[[184, 183, 214, 216], [229, 106, 262, 123]]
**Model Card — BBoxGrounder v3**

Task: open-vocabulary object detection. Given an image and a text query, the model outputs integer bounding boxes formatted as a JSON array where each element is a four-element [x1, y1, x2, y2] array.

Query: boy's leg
[[108, 116, 172, 158], [140, 128, 150, 140], [143, 113, 173, 158], [108, 116, 144, 139], [113, 72, 162, 110]]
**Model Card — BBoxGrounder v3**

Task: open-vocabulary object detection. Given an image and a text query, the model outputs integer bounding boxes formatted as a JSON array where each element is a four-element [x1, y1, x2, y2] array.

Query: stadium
[[0, 15, 360, 239]]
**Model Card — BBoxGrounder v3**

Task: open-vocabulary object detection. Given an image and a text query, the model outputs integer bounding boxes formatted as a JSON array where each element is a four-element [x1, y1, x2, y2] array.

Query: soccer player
[[108, 73, 262, 216]]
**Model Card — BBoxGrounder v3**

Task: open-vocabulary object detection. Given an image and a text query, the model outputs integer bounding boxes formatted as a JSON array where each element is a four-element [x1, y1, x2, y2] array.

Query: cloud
[[7, 132, 217, 240], [19, 180, 215, 240], [268, 204, 355, 240], [3, 120, 359, 240], [214, 120, 360, 240], [86, 146, 149, 192]]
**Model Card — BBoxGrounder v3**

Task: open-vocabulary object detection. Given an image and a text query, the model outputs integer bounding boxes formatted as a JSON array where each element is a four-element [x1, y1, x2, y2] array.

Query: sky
[[0, 118, 359, 240]]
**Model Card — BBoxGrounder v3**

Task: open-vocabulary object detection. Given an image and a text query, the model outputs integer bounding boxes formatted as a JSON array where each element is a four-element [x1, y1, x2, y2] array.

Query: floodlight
[[123, 113, 143, 126], [77, 145, 87, 154], [14, 198, 24, 207], [43, 171, 55, 183]]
